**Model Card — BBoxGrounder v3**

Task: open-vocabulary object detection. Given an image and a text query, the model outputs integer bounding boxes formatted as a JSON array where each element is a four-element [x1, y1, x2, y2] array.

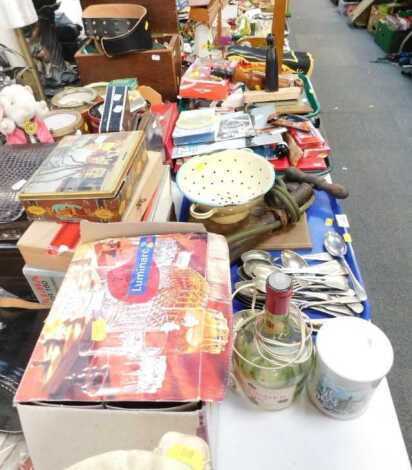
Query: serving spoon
[[280, 250, 333, 269], [324, 231, 367, 302]]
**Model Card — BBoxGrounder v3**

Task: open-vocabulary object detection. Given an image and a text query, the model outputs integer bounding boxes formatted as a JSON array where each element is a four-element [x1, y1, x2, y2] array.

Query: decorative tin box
[[19, 131, 147, 222]]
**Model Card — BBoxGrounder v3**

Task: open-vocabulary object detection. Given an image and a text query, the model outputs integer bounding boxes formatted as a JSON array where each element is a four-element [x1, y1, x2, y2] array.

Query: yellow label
[[194, 162, 206, 172], [325, 218, 333, 226], [92, 319, 107, 342], [343, 232, 352, 243], [27, 205, 46, 216], [166, 444, 205, 470], [94, 208, 114, 220], [43, 319, 63, 337], [101, 142, 115, 152], [145, 21, 149, 31], [23, 119, 38, 135]]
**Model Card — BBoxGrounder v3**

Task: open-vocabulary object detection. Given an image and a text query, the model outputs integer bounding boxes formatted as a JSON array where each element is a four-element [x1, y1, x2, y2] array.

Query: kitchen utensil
[[250, 264, 280, 283], [293, 276, 349, 291], [281, 250, 309, 269], [282, 260, 347, 276], [241, 250, 273, 265], [308, 318, 393, 419], [284, 168, 349, 199], [324, 231, 367, 301], [177, 149, 275, 224], [347, 302, 364, 315], [244, 259, 273, 278], [276, 251, 333, 263]]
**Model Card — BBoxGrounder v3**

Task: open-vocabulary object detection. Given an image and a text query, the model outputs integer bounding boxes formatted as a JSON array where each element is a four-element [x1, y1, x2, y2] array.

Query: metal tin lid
[[316, 317, 394, 383]]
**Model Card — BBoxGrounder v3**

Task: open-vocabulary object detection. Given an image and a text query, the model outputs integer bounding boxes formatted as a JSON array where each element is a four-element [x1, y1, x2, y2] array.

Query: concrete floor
[[290, 0, 412, 458]]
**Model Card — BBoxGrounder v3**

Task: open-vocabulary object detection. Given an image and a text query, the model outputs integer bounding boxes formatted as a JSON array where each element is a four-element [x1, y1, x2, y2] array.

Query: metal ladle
[[324, 231, 368, 302]]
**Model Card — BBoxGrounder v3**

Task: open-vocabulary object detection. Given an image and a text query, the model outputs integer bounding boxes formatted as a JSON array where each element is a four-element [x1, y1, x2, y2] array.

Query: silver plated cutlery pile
[[235, 241, 366, 322]]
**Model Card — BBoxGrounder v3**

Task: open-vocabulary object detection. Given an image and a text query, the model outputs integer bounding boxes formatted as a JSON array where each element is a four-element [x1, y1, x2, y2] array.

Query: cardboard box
[[16, 221, 232, 470], [17, 401, 217, 470], [23, 265, 65, 305], [75, 36, 181, 102], [122, 151, 163, 221], [18, 222, 76, 273], [17, 151, 163, 273]]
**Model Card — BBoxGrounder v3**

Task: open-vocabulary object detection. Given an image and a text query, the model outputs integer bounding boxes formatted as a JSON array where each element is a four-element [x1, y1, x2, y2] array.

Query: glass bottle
[[233, 272, 313, 410]]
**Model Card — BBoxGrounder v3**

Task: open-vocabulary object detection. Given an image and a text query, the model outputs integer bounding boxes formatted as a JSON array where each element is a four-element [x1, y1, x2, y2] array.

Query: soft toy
[[0, 84, 54, 145]]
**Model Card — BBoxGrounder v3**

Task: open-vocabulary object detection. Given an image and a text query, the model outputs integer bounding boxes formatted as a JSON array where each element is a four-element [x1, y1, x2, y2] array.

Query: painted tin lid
[[316, 318, 394, 384]]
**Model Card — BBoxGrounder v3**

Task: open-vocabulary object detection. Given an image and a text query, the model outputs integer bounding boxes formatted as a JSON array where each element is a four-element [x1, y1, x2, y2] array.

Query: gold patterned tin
[[19, 131, 147, 222]]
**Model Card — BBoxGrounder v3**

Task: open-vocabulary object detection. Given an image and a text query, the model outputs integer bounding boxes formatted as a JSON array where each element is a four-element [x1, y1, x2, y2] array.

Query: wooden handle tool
[[284, 167, 349, 199]]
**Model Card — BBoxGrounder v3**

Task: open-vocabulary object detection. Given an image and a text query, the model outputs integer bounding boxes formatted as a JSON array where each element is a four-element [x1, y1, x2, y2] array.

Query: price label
[[336, 214, 350, 228], [325, 218, 333, 226], [343, 232, 352, 243], [166, 444, 205, 470], [92, 319, 107, 341]]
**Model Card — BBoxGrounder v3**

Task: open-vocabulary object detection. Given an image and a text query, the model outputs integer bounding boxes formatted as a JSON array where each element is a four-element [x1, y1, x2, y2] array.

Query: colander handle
[[190, 204, 218, 220]]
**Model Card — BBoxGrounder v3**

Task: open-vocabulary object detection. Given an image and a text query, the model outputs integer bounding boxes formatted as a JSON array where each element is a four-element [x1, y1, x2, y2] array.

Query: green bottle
[[234, 272, 313, 410]]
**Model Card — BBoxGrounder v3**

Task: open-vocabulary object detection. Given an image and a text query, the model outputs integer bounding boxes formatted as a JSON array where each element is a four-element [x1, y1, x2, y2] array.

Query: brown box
[[76, 0, 181, 101], [17, 151, 163, 273], [76, 36, 181, 102]]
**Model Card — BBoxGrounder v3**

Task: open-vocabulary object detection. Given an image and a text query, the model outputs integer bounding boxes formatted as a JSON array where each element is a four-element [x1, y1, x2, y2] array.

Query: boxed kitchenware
[[19, 131, 148, 223], [76, 0, 181, 101], [16, 221, 233, 470]]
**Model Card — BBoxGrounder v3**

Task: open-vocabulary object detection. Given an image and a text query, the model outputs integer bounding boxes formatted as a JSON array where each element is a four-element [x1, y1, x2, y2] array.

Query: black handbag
[[82, 3, 153, 57]]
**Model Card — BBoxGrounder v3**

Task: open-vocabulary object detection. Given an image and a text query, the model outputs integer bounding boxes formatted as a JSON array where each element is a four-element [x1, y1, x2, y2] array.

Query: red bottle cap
[[266, 272, 292, 315]]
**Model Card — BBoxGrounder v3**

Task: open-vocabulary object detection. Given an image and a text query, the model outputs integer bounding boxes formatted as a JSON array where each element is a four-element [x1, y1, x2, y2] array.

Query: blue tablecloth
[[179, 190, 371, 320]]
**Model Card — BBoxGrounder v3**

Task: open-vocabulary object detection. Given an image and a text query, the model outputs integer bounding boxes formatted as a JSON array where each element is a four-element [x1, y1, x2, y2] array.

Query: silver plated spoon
[[324, 231, 367, 301]]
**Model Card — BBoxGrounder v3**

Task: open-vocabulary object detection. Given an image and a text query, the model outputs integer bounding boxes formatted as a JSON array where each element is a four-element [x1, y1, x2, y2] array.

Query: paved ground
[[290, 0, 412, 458]]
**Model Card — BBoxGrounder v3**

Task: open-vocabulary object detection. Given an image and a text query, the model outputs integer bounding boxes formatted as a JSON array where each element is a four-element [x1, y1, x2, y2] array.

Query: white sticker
[[336, 214, 350, 228], [237, 371, 296, 410], [113, 93, 122, 101], [12, 179, 27, 191], [151, 54, 161, 61]]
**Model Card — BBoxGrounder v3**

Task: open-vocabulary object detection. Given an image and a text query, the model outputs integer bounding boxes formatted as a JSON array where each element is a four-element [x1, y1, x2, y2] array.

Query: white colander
[[176, 149, 275, 207]]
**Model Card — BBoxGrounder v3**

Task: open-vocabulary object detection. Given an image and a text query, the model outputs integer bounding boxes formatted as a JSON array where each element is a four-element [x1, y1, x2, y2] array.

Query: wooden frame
[[272, 0, 287, 74]]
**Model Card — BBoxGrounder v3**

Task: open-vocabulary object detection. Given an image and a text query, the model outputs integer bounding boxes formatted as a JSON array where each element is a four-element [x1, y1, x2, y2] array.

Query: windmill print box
[[18, 131, 147, 223], [16, 223, 232, 404]]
